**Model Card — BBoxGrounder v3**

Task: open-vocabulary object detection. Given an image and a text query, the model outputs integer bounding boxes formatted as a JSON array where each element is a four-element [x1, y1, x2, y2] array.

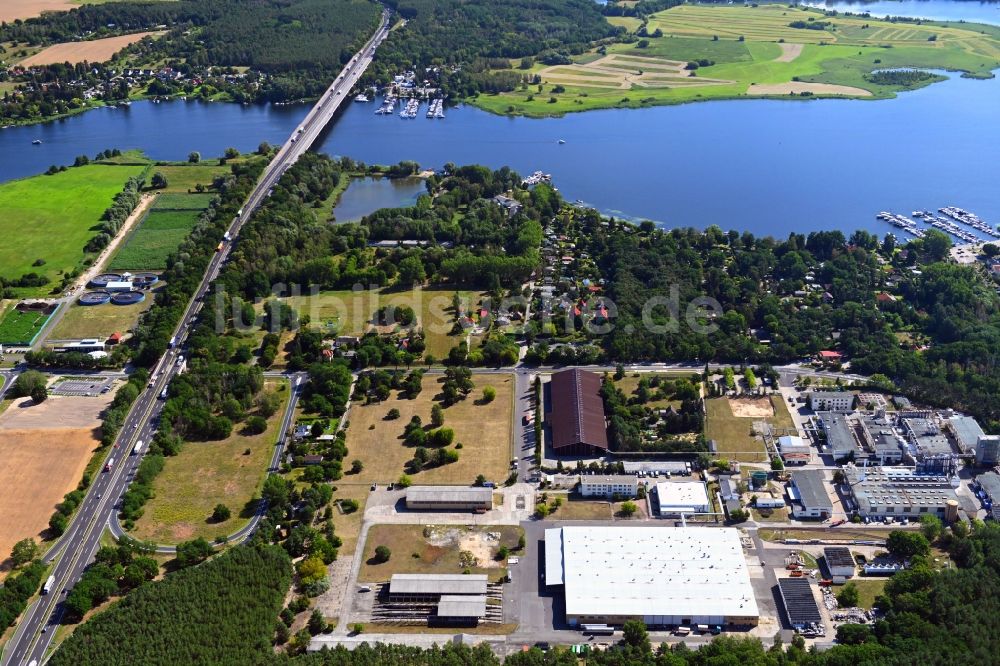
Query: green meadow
[[0, 164, 147, 295], [473, 4, 1000, 117], [110, 208, 204, 271]]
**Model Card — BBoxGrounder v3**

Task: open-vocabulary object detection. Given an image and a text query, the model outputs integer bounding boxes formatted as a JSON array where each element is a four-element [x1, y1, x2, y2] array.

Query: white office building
[[579, 474, 638, 499]]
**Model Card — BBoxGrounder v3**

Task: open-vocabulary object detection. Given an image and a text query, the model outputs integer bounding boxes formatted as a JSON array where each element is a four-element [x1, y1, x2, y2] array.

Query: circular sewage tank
[[79, 290, 112, 306], [111, 291, 145, 306], [133, 273, 159, 287], [89, 273, 122, 289]]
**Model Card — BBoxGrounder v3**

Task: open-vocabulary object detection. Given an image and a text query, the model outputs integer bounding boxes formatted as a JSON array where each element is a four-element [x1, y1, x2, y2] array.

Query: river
[[805, 0, 1000, 25], [2, 5, 999, 238]]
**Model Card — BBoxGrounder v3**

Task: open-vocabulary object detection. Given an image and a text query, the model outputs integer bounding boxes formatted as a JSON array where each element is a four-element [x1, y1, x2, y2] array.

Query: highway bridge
[[1, 11, 391, 666]]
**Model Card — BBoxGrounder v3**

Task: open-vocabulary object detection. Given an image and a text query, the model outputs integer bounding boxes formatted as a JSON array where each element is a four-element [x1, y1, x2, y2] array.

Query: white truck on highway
[[132, 440, 145, 456], [42, 575, 55, 595], [103, 457, 114, 472]]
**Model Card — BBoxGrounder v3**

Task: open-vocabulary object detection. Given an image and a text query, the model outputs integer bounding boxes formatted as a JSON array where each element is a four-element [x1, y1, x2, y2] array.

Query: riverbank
[[468, 5, 1000, 118]]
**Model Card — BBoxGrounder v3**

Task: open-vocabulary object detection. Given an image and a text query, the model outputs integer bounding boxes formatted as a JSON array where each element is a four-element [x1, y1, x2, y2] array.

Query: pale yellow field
[[20, 32, 163, 66], [0, 0, 75, 22]]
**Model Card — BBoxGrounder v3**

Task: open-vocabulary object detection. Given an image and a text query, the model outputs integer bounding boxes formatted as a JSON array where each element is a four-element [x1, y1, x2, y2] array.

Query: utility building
[[823, 547, 856, 582], [548, 369, 609, 456], [405, 486, 493, 512], [544, 526, 758, 628]]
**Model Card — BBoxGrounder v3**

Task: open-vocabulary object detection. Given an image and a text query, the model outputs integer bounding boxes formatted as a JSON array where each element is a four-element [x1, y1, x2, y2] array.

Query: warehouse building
[[434, 595, 488, 626], [809, 391, 854, 412], [947, 416, 985, 454], [548, 369, 609, 456], [778, 577, 822, 632], [405, 486, 493, 512], [788, 470, 832, 520], [544, 526, 759, 628], [823, 547, 856, 582], [975, 435, 1000, 466], [777, 435, 812, 465], [843, 465, 961, 520], [579, 474, 637, 499], [654, 481, 711, 515], [388, 574, 488, 602]]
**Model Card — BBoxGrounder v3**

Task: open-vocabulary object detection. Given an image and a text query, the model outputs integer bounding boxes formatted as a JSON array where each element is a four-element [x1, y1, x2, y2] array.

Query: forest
[[46, 522, 1000, 665], [367, 0, 617, 97]]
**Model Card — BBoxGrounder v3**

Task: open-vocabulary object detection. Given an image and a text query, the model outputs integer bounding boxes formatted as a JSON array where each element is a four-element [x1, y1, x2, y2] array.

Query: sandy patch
[[0, 393, 114, 430], [0, 0, 75, 22], [0, 428, 99, 572], [20, 32, 164, 66], [748, 82, 873, 97], [775, 43, 804, 63], [728, 397, 775, 419]]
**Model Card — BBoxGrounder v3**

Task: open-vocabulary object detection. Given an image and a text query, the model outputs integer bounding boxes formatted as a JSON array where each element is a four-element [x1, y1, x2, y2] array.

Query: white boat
[[558, 139, 566, 144], [354, 94, 369, 102]]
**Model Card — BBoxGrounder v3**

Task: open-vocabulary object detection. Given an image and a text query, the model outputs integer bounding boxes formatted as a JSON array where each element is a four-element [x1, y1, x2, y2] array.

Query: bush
[[244, 415, 267, 435], [374, 545, 391, 563], [481, 386, 496, 403], [211, 504, 231, 522], [836, 582, 860, 608]]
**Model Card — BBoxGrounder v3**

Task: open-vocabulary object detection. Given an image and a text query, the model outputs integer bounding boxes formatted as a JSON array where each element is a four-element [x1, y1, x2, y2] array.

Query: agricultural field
[[147, 163, 234, 194], [0, 0, 75, 22], [0, 164, 148, 295], [49, 284, 161, 340], [20, 32, 164, 66], [130, 380, 289, 544], [474, 4, 1000, 116], [342, 373, 513, 488], [0, 305, 57, 345], [110, 208, 203, 270], [0, 392, 113, 569], [358, 524, 522, 583], [277, 287, 486, 359]]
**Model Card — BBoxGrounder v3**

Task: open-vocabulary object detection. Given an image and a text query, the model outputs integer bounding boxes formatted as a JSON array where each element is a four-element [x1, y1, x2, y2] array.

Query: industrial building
[[975, 435, 1000, 466], [816, 411, 904, 464], [843, 465, 961, 520], [809, 391, 854, 412], [404, 486, 493, 512], [823, 547, 856, 581], [901, 416, 954, 458], [947, 416, 985, 454], [777, 435, 811, 465], [788, 470, 832, 519], [548, 369, 609, 456], [975, 472, 1000, 521], [579, 474, 637, 499], [544, 526, 759, 628], [777, 577, 822, 631], [388, 574, 488, 601], [654, 481, 711, 515], [434, 595, 487, 625]]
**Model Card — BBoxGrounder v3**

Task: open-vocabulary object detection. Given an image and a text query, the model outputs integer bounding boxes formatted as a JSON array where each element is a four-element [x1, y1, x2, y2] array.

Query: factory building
[[548, 369, 609, 456], [947, 416, 985, 454], [778, 578, 822, 632], [654, 481, 711, 515], [809, 391, 854, 412], [788, 470, 832, 520], [823, 547, 856, 582], [975, 435, 1000, 467], [404, 486, 493, 512], [843, 465, 961, 520], [544, 526, 759, 628], [579, 474, 637, 499], [816, 411, 904, 464]]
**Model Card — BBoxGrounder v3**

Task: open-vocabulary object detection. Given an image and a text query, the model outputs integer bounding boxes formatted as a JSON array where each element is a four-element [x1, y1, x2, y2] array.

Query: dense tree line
[[0, 561, 47, 634], [50, 545, 291, 665]]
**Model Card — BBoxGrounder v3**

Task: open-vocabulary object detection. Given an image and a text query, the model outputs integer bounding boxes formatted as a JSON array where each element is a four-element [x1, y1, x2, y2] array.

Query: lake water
[[2, 68, 1000, 239], [805, 0, 1000, 25], [332, 176, 427, 222]]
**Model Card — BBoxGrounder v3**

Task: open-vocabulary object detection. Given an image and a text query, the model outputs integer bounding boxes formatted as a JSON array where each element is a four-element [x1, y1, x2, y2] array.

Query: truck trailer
[[42, 575, 55, 595]]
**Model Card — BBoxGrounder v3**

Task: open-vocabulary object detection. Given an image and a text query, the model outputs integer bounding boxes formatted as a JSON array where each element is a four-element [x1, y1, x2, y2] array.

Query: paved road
[[1, 14, 392, 666], [0, 369, 18, 400]]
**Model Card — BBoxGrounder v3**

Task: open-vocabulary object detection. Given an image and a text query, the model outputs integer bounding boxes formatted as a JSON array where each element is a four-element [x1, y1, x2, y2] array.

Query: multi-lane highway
[[1, 13, 392, 666]]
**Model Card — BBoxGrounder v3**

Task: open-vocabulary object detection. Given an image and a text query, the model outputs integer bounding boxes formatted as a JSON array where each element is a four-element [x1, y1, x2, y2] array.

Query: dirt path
[[748, 82, 873, 97], [775, 43, 804, 63], [71, 192, 157, 295]]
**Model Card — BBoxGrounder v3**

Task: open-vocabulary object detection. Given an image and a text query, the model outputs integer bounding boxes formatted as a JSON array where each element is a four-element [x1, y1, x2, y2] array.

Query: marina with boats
[[877, 206, 999, 243]]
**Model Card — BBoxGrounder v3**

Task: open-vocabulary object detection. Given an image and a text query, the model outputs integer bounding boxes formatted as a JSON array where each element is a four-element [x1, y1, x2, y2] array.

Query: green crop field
[[0, 164, 147, 295], [474, 4, 1000, 117], [146, 163, 233, 194], [0, 306, 56, 345], [110, 208, 203, 270], [152, 192, 217, 211]]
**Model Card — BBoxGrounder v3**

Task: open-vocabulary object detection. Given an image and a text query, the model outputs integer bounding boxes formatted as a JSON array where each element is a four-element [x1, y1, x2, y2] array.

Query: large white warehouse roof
[[545, 526, 758, 621]]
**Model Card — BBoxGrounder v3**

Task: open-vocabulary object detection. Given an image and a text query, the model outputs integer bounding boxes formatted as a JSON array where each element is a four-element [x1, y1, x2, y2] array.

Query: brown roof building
[[549, 369, 609, 456]]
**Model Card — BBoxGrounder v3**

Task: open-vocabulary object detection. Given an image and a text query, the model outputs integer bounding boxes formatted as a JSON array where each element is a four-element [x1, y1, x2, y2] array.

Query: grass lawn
[[752, 506, 790, 523], [0, 306, 56, 345], [759, 528, 896, 542], [130, 380, 289, 544], [342, 373, 513, 487], [49, 285, 161, 340], [152, 192, 216, 210], [0, 164, 148, 295], [472, 4, 1000, 118], [146, 163, 232, 194], [851, 578, 887, 608], [110, 209, 203, 270], [277, 286, 486, 360], [705, 397, 768, 462], [358, 524, 522, 583], [546, 497, 613, 520], [770, 394, 795, 429]]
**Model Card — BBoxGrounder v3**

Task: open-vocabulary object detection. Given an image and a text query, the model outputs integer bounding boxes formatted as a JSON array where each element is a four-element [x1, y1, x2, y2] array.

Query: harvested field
[[775, 42, 804, 63], [0, 393, 112, 571], [748, 82, 872, 97], [0, 0, 75, 22], [729, 397, 774, 419], [20, 32, 163, 66], [539, 52, 732, 91]]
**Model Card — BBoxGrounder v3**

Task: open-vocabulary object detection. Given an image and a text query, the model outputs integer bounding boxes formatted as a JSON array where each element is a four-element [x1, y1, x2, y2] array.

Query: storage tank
[[944, 499, 959, 522]]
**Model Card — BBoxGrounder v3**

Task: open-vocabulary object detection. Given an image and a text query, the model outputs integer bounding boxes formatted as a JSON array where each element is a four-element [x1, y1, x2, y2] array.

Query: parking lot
[[50, 376, 115, 396]]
